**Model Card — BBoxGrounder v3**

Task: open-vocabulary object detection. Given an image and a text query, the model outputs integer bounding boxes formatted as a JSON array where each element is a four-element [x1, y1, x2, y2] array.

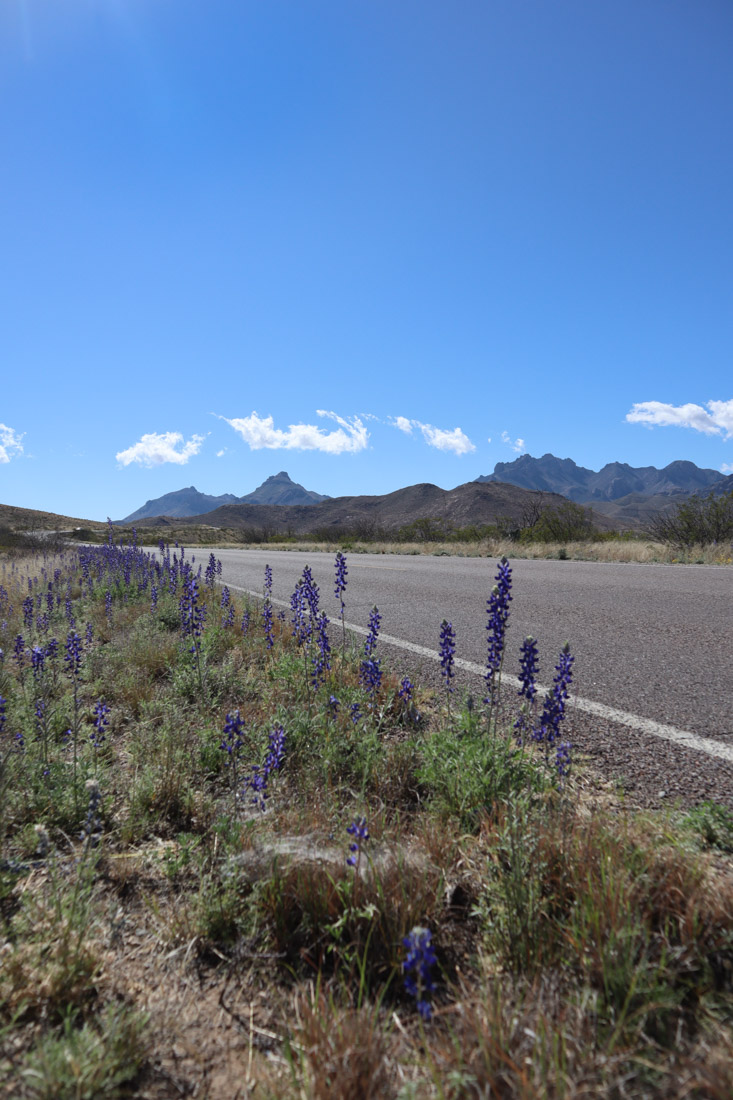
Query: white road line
[[228, 583, 733, 766]]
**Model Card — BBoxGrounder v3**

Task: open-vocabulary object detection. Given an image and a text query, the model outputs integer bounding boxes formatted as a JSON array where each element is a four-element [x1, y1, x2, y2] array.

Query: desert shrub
[[647, 488, 733, 547]]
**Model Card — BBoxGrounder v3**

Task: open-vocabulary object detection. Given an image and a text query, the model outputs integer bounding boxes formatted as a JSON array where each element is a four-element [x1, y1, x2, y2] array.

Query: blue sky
[[1, 0, 732, 521]]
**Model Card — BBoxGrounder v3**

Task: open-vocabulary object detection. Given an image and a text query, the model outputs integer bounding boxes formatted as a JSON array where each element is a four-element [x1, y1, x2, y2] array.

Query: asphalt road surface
[[194, 548, 733, 807]]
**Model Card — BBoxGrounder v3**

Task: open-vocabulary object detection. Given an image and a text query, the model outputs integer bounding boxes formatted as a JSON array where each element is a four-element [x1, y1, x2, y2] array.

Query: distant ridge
[[131, 481, 621, 535], [117, 472, 328, 523], [239, 471, 330, 507], [475, 454, 726, 503]]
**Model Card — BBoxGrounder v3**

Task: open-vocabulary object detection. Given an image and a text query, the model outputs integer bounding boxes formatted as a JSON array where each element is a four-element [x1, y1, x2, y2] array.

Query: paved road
[[184, 547, 733, 805]]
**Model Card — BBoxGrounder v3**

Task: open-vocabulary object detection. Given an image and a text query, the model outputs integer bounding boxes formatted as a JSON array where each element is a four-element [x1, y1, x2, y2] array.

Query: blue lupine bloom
[[484, 557, 512, 705], [334, 552, 348, 601], [91, 700, 110, 748], [242, 724, 286, 811], [31, 645, 45, 678], [439, 620, 456, 693], [22, 596, 33, 631], [360, 607, 383, 694], [311, 611, 331, 688], [221, 586, 230, 608], [363, 606, 381, 657], [64, 631, 83, 677], [514, 635, 540, 742], [290, 580, 310, 645], [555, 741, 572, 779], [327, 694, 340, 717], [349, 702, 362, 725], [105, 590, 113, 620], [403, 926, 437, 1021], [534, 642, 574, 746], [0, 696, 5, 734], [65, 596, 76, 629], [81, 779, 103, 846], [346, 816, 369, 867], [205, 553, 218, 590], [85, 622, 94, 647], [262, 599, 274, 650], [221, 710, 245, 762], [264, 564, 273, 600], [241, 609, 250, 636], [13, 634, 26, 671], [398, 676, 414, 701]]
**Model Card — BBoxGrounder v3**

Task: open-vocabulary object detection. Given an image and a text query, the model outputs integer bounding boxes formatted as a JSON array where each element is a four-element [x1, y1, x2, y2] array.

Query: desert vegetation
[[0, 533, 731, 1097]]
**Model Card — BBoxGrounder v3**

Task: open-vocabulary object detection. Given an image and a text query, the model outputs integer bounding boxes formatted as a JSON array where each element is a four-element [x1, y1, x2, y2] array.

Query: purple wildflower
[[403, 926, 437, 1021], [346, 816, 369, 867], [439, 620, 456, 694], [484, 557, 512, 706], [534, 642, 574, 747]]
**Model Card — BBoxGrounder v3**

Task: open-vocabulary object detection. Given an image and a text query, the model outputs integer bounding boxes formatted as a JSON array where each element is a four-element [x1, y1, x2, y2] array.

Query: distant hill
[[132, 480, 621, 536], [239, 471, 330, 507], [0, 502, 106, 532], [117, 472, 328, 523], [476, 454, 726, 503], [119, 487, 240, 523]]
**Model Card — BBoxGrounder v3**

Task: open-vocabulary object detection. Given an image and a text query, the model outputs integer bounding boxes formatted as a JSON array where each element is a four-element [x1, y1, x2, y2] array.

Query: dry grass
[[1, 542, 731, 1098]]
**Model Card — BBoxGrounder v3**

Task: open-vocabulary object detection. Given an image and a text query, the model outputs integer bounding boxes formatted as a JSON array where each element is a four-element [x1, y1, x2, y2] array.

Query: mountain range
[[131, 480, 604, 536], [117, 471, 329, 523], [475, 454, 728, 502]]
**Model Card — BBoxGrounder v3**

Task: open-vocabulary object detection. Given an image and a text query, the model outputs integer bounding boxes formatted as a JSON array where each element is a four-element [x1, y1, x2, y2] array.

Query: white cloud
[[390, 416, 476, 455], [216, 449, 226, 458], [116, 431, 205, 468], [626, 399, 733, 439], [221, 410, 369, 455], [501, 431, 525, 453], [0, 423, 24, 464], [417, 423, 475, 455], [721, 463, 733, 474]]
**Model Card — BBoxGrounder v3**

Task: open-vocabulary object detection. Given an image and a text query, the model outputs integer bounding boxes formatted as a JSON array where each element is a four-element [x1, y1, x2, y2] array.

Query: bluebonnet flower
[[514, 635, 539, 742], [398, 676, 414, 700], [180, 577, 206, 650], [262, 599, 274, 650], [224, 603, 235, 628], [312, 611, 331, 688], [484, 557, 512, 706], [290, 580, 310, 646], [91, 700, 110, 749], [334, 551, 348, 603], [327, 694, 340, 718], [555, 741, 572, 779], [105, 590, 113, 620], [205, 553, 218, 590], [242, 725, 286, 811], [31, 645, 46, 679], [81, 778, 103, 847], [360, 607, 382, 695], [64, 631, 83, 678], [349, 702, 362, 726], [264, 564, 273, 600], [241, 608, 250, 636], [439, 620, 456, 694], [221, 586, 230, 609], [0, 695, 5, 734], [13, 634, 26, 672], [221, 709, 245, 763], [22, 595, 33, 631], [403, 926, 437, 1021], [534, 642, 574, 747], [346, 816, 369, 867], [85, 622, 94, 647], [150, 583, 159, 612], [65, 596, 76, 629]]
